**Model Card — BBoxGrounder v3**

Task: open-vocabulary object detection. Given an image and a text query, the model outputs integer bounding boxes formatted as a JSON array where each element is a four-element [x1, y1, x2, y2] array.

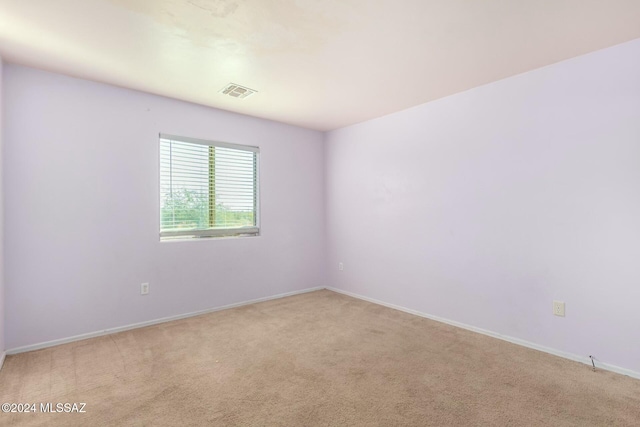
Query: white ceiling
[[1, 1, 640, 131]]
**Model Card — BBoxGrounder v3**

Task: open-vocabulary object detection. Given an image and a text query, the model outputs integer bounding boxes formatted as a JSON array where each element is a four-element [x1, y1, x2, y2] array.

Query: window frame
[[159, 133, 260, 241]]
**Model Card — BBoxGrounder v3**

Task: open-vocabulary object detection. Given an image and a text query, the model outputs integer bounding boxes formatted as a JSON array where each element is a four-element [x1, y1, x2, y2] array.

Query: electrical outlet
[[553, 300, 565, 317], [141, 282, 149, 295], [338, 262, 344, 271]]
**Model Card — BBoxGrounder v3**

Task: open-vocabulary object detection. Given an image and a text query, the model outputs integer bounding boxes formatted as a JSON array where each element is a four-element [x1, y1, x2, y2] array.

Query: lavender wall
[[0, 58, 5, 358], [325, 39, 640, 373], [3, 65, 325, 350]]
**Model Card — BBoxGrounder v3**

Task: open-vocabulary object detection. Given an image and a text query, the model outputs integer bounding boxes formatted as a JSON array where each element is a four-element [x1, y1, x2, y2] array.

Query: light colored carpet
[[1, 290, 639, 426]]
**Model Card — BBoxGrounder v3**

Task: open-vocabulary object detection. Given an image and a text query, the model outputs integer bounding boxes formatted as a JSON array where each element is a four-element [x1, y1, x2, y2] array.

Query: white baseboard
[[326, 287, 640, 380], [8, 285, 639, 380], [0, 351, 5, 372], [6, 286, 325, 355]]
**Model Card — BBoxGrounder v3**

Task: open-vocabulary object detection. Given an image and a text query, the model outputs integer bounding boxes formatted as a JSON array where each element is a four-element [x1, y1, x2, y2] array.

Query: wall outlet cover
[[553, 300, 565, 317]]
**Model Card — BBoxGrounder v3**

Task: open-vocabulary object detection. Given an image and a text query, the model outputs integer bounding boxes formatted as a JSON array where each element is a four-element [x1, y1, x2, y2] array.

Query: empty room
[[1, 1, 639, 425]]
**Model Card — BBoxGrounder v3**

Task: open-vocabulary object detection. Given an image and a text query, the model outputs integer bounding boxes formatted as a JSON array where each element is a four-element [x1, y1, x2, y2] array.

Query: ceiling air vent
[[219, 83, 257, 99]]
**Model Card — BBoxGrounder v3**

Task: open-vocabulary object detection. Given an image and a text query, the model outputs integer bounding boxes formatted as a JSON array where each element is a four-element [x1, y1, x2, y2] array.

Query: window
[[159, 134, 259, 240]]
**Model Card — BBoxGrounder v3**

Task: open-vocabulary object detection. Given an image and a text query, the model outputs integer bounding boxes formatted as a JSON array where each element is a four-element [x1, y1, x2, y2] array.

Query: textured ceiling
[[1, 0, 640, 131]]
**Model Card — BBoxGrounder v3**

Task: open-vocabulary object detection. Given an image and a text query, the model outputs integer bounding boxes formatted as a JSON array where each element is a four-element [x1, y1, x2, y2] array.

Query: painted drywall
[[325, 39, 640, 373], [0, 57, 5, 361], [3, 65, 325, 349]]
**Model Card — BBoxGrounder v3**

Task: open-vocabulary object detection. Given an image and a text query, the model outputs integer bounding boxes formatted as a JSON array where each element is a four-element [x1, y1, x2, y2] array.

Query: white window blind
[[159, 134, 259, 240]]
